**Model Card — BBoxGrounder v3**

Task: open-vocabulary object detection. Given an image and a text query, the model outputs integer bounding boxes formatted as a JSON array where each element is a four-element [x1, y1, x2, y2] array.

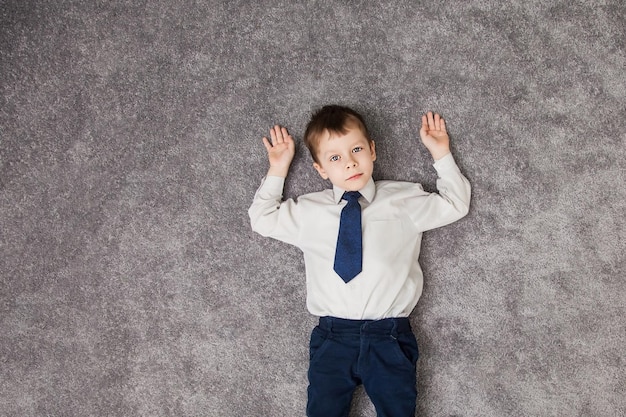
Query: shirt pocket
[[363, 219, 404, 258]]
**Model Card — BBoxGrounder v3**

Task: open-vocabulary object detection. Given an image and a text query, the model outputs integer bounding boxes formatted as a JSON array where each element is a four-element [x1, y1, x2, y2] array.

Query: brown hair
[[303, 105, 372, 164]]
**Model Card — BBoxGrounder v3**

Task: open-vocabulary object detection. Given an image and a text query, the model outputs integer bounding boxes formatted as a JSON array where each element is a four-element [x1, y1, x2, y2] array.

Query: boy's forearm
[[431, 149, 451, 161], [433, 154, 471, 216], [249, 175, 300, 245], [267, 165, 290, 178]]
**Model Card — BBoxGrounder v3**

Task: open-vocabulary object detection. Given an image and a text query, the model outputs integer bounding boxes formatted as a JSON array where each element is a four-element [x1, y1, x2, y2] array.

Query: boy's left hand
[[419, 111, 451, 161]]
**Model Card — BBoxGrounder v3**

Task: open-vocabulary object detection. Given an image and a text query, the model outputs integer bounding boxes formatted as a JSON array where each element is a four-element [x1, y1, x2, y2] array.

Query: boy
[[248, 105, 471, 417]]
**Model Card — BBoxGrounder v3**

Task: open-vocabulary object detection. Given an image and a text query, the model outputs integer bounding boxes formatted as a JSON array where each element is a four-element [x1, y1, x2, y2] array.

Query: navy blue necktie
[[334, 191, 362, 283]]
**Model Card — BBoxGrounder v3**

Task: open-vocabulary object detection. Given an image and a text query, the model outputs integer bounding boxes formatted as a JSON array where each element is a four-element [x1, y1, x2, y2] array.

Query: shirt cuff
[[256, 175, 286, 198], [432, 152, 459, 173]]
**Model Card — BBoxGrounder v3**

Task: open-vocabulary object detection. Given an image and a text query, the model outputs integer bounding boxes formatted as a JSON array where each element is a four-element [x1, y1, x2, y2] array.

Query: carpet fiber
[[1, 1, 625, 416]]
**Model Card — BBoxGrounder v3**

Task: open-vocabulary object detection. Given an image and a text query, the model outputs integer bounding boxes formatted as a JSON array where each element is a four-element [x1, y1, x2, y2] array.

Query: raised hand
[[419, 111, 451, 161], [263, 125, 296, 178]]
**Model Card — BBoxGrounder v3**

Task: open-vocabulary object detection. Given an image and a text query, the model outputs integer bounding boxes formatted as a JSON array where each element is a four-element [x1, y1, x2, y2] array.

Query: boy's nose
[[346, 158, 358, 168]]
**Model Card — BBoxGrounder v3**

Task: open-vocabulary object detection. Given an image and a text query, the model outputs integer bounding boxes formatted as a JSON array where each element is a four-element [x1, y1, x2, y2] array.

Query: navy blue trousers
[[307, 316, 419, 417]]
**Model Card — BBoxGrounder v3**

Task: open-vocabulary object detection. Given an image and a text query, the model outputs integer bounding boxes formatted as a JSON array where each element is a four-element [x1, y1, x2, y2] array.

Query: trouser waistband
[[318, 316, 412, 335]]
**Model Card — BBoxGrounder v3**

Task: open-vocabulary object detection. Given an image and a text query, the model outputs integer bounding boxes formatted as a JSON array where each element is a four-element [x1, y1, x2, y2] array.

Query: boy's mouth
[[347, 173, 363, 181]]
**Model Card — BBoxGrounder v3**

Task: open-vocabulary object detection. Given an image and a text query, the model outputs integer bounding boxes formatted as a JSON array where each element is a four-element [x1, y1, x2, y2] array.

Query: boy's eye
[[352, 147, 363, 153], [330, 155, 340, 162]]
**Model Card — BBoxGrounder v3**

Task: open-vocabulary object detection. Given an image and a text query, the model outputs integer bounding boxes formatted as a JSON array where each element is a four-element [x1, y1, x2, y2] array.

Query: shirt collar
[[332, 177, 376, 204]]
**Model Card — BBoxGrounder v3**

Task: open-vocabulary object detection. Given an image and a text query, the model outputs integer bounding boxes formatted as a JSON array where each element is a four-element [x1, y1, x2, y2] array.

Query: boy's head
[[304, 105, 377, 192], [304, 105, 372, 164]]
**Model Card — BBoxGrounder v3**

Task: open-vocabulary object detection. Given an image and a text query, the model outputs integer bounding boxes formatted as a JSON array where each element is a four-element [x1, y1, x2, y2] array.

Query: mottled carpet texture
[[1, 1, 624, 416]]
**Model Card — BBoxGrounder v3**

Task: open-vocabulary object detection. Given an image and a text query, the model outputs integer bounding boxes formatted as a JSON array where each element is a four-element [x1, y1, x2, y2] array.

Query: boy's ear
[[313, 162, 329, 179], [370, 140, 376, 161]]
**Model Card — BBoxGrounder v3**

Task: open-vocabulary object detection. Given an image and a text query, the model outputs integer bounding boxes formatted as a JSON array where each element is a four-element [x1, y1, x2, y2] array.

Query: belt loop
[[321, 316, 333, 333], [391, 319, 398, 338]]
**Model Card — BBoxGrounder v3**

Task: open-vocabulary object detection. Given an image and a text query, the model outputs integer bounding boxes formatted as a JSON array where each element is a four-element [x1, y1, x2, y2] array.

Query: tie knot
[[343, 191, 361, 202]]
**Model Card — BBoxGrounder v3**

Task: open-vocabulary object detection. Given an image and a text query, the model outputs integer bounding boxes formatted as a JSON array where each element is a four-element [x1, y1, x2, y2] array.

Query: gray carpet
[[1, 1, 625, 416]]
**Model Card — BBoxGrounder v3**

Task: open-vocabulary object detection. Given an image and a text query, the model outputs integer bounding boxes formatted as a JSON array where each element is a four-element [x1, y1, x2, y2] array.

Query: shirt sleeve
[[248, 176, 301, 246], [408, 153, 471, 231]]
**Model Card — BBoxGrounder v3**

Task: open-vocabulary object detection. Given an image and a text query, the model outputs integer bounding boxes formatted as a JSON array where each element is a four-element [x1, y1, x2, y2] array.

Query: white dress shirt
[[249, 153, 471, 320]]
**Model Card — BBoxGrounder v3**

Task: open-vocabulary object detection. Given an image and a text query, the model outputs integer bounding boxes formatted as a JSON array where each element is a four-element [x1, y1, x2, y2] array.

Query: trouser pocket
[[309, 326, 332, 362], [390, 331, 419, 368]]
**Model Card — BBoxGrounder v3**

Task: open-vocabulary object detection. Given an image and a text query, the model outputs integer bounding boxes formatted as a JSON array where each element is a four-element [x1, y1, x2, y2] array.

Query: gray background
[[1, 1, 625, 416]]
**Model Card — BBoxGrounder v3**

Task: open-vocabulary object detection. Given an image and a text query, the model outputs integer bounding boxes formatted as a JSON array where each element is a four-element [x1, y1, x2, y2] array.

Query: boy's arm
[[248, 125, 300, 244], [408, 112, 471, 230]]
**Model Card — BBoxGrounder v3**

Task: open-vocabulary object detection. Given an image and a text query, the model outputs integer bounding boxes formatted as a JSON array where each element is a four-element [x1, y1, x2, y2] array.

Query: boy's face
[[312, 128, 376, 191]]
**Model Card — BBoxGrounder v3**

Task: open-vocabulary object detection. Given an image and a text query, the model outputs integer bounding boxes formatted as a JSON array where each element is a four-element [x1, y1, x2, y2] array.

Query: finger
[[262, 136, 272, 151], [274, 125, 284, 143], [434, 113, 441, 130], [269, 126, 277, 145], [427, 111, 435, 130], [420, 114, 428, 134], [440, 117, 447, 133], [281, 126, 291, 143]]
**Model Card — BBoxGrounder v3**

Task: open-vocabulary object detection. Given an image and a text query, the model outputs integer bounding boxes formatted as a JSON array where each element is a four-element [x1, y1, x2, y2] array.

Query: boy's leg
[[360, 320, 419, 417], [306, 320, 360, 417]]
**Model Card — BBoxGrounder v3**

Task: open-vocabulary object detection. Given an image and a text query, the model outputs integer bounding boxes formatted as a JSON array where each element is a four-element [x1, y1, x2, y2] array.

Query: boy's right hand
[[419, 112, 451, 161], [263, 125, 295, 178]]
